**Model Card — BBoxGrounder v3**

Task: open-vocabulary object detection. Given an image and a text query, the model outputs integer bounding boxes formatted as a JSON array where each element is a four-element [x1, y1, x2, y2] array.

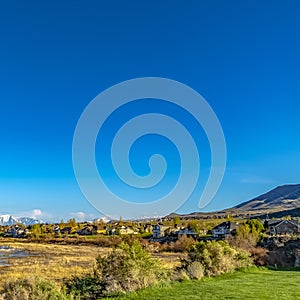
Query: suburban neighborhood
[[1, 216, 299, 240]]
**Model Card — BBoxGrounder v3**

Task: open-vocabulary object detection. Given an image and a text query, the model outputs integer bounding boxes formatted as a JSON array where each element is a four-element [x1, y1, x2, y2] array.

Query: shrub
[[228, 223, 260, 251], [186, 261, 204, 280], [65, 276, 105, 300], [250, 247, 269, 266], [246, 219, 264, 234], [181, 240, 252, 278], [2, 277, 69, 300], [167, 235, 196, 252], [94, 241, 168, 293], [64, 241, 168, 297]]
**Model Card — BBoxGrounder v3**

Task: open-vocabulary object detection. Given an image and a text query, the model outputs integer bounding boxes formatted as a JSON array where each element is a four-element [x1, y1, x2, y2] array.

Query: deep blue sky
[[0, 1, 299, 222]]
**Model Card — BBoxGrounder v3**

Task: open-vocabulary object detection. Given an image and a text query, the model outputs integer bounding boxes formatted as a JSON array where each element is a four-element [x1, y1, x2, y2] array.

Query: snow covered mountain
[[0, 214, 42, 226]]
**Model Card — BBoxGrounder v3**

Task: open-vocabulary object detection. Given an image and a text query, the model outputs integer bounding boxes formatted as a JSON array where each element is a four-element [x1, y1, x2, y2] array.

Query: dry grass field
[[0, 240, 110, 285], [0, 240, 182, 286]]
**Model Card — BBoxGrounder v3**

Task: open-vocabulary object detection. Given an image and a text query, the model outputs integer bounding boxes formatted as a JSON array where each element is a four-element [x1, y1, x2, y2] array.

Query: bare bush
[[167, 235, 196, 252], [250, 247, 269, 266]]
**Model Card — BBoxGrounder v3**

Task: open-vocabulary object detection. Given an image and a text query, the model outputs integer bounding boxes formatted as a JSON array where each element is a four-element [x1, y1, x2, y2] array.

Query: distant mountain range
[[0, 214, 42, 226], [1, 184, 299, 225], [234, 184, 300, 211], [167, 184, 300, 220]]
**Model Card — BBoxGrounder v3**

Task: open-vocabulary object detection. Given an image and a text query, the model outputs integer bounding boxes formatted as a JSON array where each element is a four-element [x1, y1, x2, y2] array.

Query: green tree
[[67, 218, 77, 228], [246, 219, 264, 234], [173, 216, 181, 227], [229, 222, 260, 250], [119, 216, 124, 226], [188, 220, 200, 233], [30, 224, 42, 237], [226, 214, 234, 221]]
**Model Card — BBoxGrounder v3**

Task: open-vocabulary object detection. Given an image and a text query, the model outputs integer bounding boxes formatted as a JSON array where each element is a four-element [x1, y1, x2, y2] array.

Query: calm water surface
[[0, 245, 29, 266]]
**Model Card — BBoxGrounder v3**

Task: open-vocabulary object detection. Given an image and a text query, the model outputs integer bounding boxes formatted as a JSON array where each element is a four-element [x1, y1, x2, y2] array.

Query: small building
[[119, 226, 137, 235], [6, 225, 26, 238], [144, 224, 153, 233], [53, 226, 60, 234], [60, 227, 72, 235], [152, 224, 170, 239], [77, 225, 97, 235], [176, 228, 197, 237], [107, 228, 117, 235], [212, 221, 237, 238], [97, 228, 107, 234], [267, 220, 299, 236]]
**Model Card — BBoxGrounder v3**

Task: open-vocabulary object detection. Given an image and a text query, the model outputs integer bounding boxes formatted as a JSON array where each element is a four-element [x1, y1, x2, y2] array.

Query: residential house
[[144, 224, 153, 233], [212, 221, 237, 238], [107, 228, 116, 235], [53, 226, 60, 235], [77, 225, 97, 235], [6, 225, 26, 238], [96, 228, 107, 234], [60, 227, 72, 235], [119, 226, 137, 235], [267, 220, 299, 236], [176, 228, 197, 237], [152, 224, 170, 239]]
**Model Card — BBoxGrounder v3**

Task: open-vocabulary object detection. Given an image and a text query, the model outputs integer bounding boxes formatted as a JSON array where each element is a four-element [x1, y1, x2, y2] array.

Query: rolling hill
[[165, 184, 300, 220], [234, 184, 300, 211]]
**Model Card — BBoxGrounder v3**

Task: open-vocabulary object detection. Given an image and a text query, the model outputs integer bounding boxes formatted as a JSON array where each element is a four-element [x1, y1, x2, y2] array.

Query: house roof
[[267, 220, 282, 226], [61, 226, 72, 231], [212, 221, 237, 230], [275, 220, 299, 228], [268, 219, 299, 228]]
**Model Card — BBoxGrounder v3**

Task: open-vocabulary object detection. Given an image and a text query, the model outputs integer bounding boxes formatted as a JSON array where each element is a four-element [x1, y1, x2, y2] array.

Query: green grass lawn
[[109, 268, 300, 300]]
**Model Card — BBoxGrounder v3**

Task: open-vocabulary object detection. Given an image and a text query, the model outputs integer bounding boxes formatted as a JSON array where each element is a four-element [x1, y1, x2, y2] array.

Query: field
[[0, 241, 111, 285], [0, 240, 181, 285], [1, 241, 300, 300], [112, 268, 300, 300]]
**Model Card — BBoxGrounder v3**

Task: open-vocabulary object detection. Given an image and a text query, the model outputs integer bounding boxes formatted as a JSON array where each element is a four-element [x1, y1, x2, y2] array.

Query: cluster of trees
[[229, 219, 265, 250]]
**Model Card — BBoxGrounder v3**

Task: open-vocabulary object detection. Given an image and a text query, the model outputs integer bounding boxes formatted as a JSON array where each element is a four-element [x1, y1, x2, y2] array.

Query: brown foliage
[[250, 247, 269, 266]]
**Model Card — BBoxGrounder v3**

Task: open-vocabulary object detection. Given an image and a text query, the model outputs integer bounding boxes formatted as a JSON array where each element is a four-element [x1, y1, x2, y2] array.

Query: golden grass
[[152, 252, 184, 269], [0, 241, 110, 285], [0, 241, 182, 286]]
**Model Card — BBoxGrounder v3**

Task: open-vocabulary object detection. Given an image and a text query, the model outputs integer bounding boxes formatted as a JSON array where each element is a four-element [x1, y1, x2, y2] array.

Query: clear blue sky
[[0, 1, 299, 222]]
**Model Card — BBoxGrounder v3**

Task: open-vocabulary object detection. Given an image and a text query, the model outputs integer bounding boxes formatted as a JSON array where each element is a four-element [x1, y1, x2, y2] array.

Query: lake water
[[0, 245, 29, 266]]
